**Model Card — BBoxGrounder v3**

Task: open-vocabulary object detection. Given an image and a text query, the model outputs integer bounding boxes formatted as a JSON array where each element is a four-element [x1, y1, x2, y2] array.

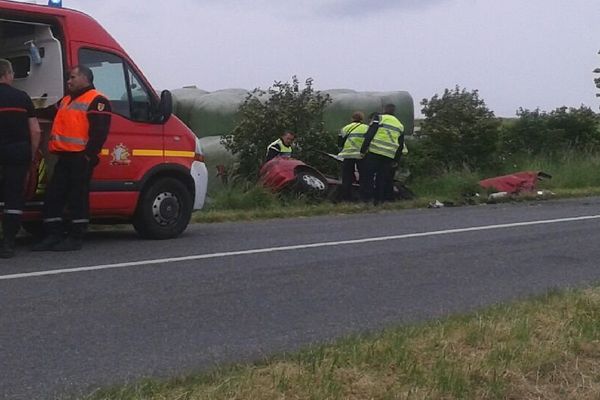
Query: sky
[[16, 0, 600, 116]]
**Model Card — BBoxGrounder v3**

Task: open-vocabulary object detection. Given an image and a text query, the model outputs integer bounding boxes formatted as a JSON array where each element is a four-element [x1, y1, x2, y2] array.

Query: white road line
[[2, 214, 599, 281]]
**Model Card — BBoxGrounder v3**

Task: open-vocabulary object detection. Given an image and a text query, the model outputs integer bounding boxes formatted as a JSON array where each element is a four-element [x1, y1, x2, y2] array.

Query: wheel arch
[[293, 165, 328, 183], [138, 164, 195, 201]]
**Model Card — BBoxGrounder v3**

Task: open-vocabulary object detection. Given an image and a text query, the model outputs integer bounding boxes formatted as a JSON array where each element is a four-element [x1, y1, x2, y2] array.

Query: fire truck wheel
[[133, 177, 193, 239]]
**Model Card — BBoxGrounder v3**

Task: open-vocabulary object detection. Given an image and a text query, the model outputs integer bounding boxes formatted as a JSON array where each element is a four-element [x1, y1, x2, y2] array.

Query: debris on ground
[[428, 200, 456, 208], [536, 189, 556, 199], [428, 200, 445, 208], [488, 191, 509, 201]]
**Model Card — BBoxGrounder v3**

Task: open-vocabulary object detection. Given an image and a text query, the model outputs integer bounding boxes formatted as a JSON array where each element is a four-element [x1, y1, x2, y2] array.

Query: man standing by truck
[[0, 59, 41, 258], [33, 65, 111, 252]]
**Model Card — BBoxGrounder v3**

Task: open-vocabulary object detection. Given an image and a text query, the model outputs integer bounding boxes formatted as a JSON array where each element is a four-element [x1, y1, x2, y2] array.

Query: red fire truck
[[0, 0, 207, 239]]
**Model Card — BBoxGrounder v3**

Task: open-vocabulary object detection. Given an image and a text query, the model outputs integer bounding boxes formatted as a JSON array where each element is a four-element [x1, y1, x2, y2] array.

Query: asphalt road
[[2, 197, 600, 399]]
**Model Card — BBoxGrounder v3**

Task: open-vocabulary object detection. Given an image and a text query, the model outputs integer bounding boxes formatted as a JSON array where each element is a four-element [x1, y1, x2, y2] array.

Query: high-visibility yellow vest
[[368, 114, 404, 159], [338, 122, 369, 159], [266, 138, 292, 158], [50, 89, 105, 153]]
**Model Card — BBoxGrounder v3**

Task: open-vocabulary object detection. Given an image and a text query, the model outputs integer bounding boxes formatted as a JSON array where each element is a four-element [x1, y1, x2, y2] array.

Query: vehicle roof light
[[48, 0, 62, 7]]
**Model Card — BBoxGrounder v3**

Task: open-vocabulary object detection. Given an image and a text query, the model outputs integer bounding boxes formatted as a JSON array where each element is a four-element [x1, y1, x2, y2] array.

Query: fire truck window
[[126, 66, 153, 122], [79, 48, 130, 119]]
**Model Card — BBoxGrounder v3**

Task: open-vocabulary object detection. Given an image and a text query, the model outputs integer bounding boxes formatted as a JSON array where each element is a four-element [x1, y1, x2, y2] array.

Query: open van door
[[0, 18, 64, 109], [0, 17, 64, 211]]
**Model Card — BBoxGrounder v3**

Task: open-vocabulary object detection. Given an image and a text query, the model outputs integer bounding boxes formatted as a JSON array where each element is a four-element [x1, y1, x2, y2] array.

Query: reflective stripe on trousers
[[3, 209, 23, 215]]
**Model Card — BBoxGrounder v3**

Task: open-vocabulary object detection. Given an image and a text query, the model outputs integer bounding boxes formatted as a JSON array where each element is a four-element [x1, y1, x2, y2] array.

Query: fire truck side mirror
[[157, 90, 173, 123]]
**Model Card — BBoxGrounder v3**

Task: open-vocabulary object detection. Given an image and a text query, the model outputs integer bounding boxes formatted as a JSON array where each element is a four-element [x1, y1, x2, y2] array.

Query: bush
[[418, 86, 501, 175], [501, 106, 600, 156], [403, 136, 438, 178], [221, 76, 335, 181]]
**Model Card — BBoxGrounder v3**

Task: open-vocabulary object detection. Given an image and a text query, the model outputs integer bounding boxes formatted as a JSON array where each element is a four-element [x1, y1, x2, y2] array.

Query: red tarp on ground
[[479, 171, 550, 194]]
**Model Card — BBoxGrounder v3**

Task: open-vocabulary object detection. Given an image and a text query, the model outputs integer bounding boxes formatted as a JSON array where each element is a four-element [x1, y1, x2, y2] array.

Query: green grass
[[193, 182, 429, 224], [509, 151, 600, 189], [79, 287, 600, 400], [409, 170, 482, 200], [194, 185, 432, 224], [193, 199, 431, 224], [206, 185, 282, 211]]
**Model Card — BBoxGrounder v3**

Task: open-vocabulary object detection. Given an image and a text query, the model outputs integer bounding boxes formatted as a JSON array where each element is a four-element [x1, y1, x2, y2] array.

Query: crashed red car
[[259, 157, 334, 195], [259, 154, 415, 201]]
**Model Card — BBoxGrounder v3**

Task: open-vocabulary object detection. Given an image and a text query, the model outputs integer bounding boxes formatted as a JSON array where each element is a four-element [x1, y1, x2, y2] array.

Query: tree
[[595, 67, 600, 97], [418, 86, 501, 173], [594, 49, 600, 109], [221, 76, 334, 181]]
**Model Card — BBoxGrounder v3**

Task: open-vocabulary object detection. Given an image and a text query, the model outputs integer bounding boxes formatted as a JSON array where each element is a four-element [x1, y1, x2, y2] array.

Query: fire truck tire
[[133, 177, 193, 239]]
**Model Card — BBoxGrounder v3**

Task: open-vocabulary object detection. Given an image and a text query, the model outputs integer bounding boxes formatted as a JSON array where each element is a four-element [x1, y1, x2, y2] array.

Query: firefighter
[[0, 59, 41, 258], [265, 131, 295, 163], [33, 65, 111, 251], [360, 103, 404, 204], [337, 111, 368, 202]]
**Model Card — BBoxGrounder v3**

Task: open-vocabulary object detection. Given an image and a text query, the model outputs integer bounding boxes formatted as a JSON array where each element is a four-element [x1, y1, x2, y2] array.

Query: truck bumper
[[191, 161, 208, 210]]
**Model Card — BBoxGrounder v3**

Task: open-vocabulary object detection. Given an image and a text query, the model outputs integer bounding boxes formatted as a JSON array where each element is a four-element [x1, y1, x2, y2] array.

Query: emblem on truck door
[[111, 143, 131, 165]]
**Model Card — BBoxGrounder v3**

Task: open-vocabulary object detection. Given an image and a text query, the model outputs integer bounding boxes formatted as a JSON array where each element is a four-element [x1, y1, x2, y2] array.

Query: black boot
[[52, 222, 85, 252], [31, 221, 63, 251], [31, 234, 63, 251], [52, 236, 83, 251], [0, 238, 15, 258], [1, 214, 20, 258]]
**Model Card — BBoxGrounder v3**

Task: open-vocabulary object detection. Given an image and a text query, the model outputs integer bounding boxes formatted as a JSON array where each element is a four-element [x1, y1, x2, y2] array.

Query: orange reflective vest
[[49, 89, 105, 153]]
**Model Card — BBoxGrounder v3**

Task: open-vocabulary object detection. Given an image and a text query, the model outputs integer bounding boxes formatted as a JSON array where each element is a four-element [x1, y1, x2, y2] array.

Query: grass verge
[[192, 185, 600, 225], [82, 286, 600, 400], [191, 152, 600, 224], [193, 197, 431, 224]]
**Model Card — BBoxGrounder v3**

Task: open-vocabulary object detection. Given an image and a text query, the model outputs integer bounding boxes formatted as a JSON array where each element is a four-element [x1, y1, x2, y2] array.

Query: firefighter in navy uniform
[[0, 59, 41, 258], [33, 65, 111, 252], [360, 103, 404, 204]]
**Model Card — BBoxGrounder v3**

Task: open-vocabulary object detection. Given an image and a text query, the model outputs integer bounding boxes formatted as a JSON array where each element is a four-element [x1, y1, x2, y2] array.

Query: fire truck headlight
[[194, 137, 205, 162]]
